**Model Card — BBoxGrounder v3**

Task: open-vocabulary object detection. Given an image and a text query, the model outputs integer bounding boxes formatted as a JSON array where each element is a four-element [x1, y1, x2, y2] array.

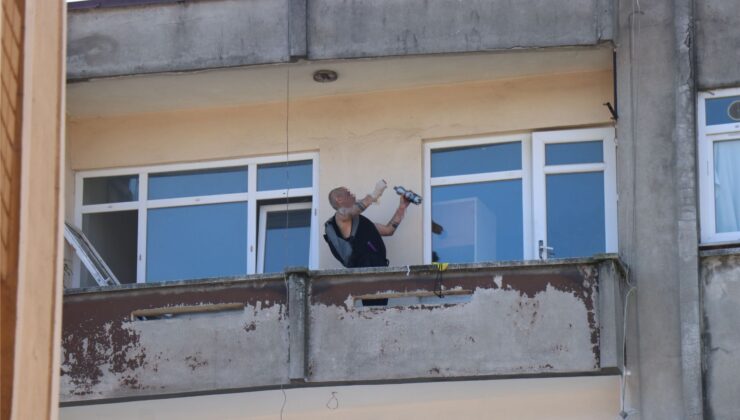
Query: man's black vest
[[324, 214, 389, 268]]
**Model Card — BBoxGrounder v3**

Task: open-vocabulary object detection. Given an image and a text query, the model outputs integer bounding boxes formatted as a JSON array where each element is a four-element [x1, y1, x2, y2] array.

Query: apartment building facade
[[59, 0, 740, 419]]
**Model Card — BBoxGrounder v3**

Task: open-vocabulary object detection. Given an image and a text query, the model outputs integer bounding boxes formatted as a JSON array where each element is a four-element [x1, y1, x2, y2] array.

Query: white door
[[532, 127, 617, 259]]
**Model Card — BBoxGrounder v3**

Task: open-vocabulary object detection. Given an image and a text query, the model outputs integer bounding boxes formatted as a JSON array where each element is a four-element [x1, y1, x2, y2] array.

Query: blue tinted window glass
[[546, 172, 605, 258], [431, 180, 523, 263], [83, 175, 139, 204], [545, 141, 603, 165], [148, 167, 248, 200], [713, 139, 740, 233], [257, 161, 313, 191], [706, 96, 740, 126], [431, 142, 521, 178], [263, 209, 311, 273], [146, 202, 247, 282]]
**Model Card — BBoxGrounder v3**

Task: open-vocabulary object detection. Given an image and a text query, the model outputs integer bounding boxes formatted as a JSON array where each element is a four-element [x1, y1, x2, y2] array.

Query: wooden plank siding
[[1, 1, 65, 419], [0, 0, 24, 419]]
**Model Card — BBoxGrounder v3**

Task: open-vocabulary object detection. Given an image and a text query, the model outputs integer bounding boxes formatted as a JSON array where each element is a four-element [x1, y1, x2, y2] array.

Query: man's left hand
[[399, 195, 411, 209]]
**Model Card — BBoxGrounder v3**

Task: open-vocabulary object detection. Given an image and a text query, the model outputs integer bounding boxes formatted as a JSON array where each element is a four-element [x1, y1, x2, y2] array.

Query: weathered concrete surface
[[308, 265, 601, 382], [68, 0, 290, 79], [308, 0, 613, 59], [614, 0, 695, 417], [60, 259, 624, 402], [60, 278, 289, 402], [696, 0, 740, 89], [701, 251, 740, 420], [67, 0, 614, 79]]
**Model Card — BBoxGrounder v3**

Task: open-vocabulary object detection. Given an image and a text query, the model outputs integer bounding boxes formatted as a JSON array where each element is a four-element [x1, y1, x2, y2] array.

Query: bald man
[[324, 180, 411, 268]]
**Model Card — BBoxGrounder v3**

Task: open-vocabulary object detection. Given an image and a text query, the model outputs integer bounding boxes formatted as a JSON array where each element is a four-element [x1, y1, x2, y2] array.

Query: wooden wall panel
[[0, 0, 24, 419]]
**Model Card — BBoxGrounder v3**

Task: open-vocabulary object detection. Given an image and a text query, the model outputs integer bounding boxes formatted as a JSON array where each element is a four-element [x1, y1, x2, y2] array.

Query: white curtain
[[714, 139, 740, 233]]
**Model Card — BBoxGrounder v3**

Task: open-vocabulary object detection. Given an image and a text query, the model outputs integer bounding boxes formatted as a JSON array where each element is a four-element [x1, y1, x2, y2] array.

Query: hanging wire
[[284, 66, 292, 274], [279, 385, 287, 420], [619, 1, 642, 418]]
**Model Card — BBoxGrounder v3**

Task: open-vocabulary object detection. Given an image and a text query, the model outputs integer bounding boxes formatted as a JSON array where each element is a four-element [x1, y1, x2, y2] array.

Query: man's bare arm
[[375, 196, 410, 236], [335, 180, 387, 221]]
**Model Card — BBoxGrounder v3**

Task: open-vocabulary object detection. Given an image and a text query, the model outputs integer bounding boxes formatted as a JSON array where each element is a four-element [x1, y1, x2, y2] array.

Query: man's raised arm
[[335, 180, 387, 221]]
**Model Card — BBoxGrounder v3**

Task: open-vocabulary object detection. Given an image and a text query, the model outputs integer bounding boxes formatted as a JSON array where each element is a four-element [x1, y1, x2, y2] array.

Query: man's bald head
[[328, 187, 354, 210]]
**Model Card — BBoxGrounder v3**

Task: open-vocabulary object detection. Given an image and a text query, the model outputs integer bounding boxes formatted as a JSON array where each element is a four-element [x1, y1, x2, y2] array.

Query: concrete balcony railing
[[60, 256, 627, 403]]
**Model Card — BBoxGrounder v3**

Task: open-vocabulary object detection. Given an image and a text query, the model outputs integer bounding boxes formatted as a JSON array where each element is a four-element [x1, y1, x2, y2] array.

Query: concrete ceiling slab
[[67, 46, 612, 118]]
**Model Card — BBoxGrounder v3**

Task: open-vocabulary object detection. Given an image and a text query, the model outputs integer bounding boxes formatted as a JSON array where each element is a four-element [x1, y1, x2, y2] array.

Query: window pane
[[714, 139, 740, 233], [83, 175, 138, 205], [146, 202, 248, 282], [82, 211, 138, 285], [546, 172, 605, 258], [706, 96, 740, 126], [431, 142, 521, 178], [431, 180, 523, 263], [262, 208, 311, 273], [545, 141, 603, 165], [257, 160, 313, 191], [148, 166, 248, 200]]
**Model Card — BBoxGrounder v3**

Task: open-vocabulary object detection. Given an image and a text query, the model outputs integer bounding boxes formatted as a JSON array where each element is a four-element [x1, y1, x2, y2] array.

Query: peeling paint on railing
[[60, 258, 622, 402]]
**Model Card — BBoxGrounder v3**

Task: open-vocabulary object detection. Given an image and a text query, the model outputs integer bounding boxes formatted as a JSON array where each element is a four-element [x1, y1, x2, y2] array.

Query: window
[[74, 154, 318, 287], [698, 88, 740, 244], [424, 128, 616, 263]]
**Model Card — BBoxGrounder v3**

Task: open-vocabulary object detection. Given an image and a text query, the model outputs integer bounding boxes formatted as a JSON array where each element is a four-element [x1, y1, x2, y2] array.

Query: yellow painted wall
[[66, 70, 613, 268], [60, 375, 621, 420]]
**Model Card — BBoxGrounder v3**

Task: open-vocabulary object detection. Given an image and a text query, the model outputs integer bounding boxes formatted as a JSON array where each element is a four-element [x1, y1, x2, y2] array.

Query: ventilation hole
[[728, 101, 740, 121], [361, 298, 389, 307]]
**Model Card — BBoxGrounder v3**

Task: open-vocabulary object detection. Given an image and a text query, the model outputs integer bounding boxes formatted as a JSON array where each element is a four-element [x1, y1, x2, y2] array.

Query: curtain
[[714, 139, 740, 233]]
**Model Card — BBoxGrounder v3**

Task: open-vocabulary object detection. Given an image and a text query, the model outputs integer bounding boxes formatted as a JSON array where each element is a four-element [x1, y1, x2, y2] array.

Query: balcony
[[60, 256, 626, 402]]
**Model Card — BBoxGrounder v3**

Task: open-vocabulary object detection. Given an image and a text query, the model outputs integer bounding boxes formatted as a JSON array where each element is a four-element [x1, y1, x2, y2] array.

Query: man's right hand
[[372, 179, 387, 201]]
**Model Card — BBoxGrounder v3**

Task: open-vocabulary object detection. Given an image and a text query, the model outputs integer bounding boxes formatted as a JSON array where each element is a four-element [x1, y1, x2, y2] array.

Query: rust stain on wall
[[61, 280, 286, 396]]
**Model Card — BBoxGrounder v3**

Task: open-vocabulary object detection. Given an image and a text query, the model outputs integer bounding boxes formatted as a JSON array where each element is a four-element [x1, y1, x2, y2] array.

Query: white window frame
[[532, 127, 618, 259], [73, 152, 319, 287], [423, 127, 617, 264], [423, 133, 533, 264], [698, 87, 740, 244], [257, 201, 313, 274]]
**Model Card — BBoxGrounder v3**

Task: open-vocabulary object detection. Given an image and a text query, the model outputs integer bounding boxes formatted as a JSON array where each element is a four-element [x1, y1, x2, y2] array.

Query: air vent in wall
[[729, 101, 740, 121]]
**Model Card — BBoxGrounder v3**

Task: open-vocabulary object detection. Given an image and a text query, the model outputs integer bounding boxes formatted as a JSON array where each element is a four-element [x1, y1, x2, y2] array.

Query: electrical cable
[[279, 385, 287, 420], [618, 1, 643, 417]]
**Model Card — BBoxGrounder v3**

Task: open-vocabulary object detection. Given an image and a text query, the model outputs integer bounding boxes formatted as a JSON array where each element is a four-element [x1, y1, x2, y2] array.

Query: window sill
[[699, 244, 740, 258]]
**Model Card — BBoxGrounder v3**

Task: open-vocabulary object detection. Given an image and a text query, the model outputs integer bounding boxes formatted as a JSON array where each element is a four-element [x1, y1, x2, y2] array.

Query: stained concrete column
[[286, 267, 309, 382], [616, 0, 703, 417]]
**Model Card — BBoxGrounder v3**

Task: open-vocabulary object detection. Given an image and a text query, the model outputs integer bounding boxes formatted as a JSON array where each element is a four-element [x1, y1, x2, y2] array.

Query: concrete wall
[[308, 264, 603, 382], [67, 0, 614, 79], [696, 0, 740, 89], [60, 375, 621, 420], [66, 70, 614, 270], [701, 249, 740, 420], [61, 276, 290, 401], [59, 258, 623, 402], [613, 0, 705, 417]]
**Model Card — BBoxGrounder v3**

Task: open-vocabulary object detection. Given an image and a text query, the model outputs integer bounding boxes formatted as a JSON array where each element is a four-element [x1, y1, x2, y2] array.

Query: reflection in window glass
[[146, 202, 248, 282], [83, 175, 138, 205], [431, 180, 522, 263], [148, 166, 248, 200], [546, 172, 605, 258], [82, 211, 138, 285], [257, 161, 313, 191], [714, 139, 740, 233], [431, 142, 521, 177], [545, 141, 603, 165], [706, 96, 740, 126], [262, 208, 311, 273]]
